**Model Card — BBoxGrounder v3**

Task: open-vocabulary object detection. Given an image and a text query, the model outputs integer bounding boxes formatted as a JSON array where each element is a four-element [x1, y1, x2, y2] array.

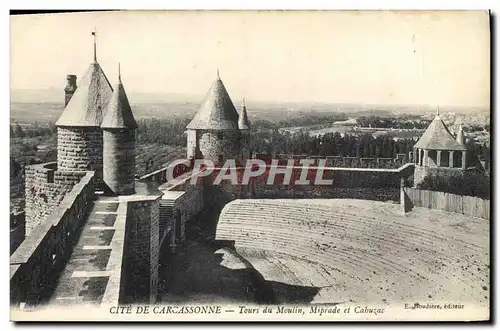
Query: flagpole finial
[[91, 28, 97, 62]]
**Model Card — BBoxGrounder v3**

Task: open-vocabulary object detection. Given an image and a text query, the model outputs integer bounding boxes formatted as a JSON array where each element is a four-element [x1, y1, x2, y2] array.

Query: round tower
[[456, 125, 466, 146], [186, 71, 241, 164], [101, 65, 138, 196], [55, 33, 113, 184], [238, 98, 251, 162]]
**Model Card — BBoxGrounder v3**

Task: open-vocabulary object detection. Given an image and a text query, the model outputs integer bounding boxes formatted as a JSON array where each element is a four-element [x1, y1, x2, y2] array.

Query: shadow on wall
[[157, 240, 319, 305], [402, 189, 414, 213]]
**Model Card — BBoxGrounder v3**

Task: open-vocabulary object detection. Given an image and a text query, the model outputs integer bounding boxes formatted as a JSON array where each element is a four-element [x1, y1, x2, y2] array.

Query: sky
[[10, 10, 490, 108]]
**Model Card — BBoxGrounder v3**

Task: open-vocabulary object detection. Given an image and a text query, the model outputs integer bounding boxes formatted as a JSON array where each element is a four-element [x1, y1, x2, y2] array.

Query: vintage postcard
[[9, 10, 490, 322]]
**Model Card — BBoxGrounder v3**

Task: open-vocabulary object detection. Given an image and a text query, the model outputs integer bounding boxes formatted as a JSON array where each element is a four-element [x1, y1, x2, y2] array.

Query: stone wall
[[101, 202, 128, 305], [25, 162, 88, 237], [121, 196, 161, 303], [194, 164, 414, 205], [198, 129, 241, 163], [10, 212, 25, 255], [102, 129, 136, 195], [186, 129, 199, 159], [260, 153, 408, 169], [240, 131, 251, 162], [10, 172, 95, 307], [173, 186, 205, 240], [251, 185, 400, 202], [57, 126, 103, 183]]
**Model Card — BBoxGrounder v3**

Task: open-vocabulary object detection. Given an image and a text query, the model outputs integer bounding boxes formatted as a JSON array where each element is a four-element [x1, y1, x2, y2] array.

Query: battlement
[[10, 171, 96, 307], [24, 162, 91, 237]]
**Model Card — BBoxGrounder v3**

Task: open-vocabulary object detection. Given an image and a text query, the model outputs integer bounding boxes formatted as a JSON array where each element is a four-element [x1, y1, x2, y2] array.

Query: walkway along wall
[[403, 187, 490, 220], [10, 172, 96, 307]]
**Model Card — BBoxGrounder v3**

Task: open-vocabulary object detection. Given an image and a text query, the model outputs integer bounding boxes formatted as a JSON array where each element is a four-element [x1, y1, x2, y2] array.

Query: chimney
[[64, 74, 77, 107]]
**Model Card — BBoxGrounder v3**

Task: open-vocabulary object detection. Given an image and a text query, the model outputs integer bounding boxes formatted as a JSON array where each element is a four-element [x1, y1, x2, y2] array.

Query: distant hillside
[[10, 88, 490, 124], [10, 88, 63, 104], [9, 101, 201, 124], [10, 88, 203, 105]]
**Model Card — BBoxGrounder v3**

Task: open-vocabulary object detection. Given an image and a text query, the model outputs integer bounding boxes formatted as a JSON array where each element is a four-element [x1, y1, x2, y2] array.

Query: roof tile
[[56, 62, 113, 127], [186, 76, 239, 130], [414, 116, 466, 151]]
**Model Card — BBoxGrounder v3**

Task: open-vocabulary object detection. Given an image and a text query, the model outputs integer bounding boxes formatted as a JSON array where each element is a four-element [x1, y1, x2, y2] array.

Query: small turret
[[55, 30, 113, 184], [238, 98, 251, 161], [186, 71, 241, 163], [64, 75, 77, 107], [238, 98, 250, 131], [101, 64, 138, 195], [456, 125, 465, 146]]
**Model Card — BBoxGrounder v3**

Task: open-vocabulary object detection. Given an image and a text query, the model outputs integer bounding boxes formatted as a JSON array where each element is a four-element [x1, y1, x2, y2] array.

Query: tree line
[[356, 116, 431, 129], [10, 122, 57, 138], [251, 130, 416, 159]]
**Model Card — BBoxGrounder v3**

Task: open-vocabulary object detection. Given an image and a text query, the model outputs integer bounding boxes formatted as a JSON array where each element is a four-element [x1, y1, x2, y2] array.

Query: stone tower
[[64, 75, 77, 107], [456, 125, 466, 146], [55, 34, 113, 184], [101, 65, 138, 196], [238, 98, 251, 162], [412, 111, 467, 186], [186, 71, 241, 164]]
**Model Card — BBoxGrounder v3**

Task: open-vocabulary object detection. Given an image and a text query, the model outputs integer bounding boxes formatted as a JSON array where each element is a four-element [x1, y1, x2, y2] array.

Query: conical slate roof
[[238, 99, 251, 130], [414, 116, 466, 151], [56, 62, 113, 127], [101, 71, 138, 129], [186, 74, 239, 130]]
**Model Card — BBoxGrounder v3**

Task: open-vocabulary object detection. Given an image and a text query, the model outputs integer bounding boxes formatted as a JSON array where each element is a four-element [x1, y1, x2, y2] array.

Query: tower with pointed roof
[[101, 65, 138, 195], [186, 72, 241, 164], [238, 98, 251, 162], [412, 110, 468, 186], [64, 75, 77, 107], [456, 124, 466, 146], [55, 31, 113, 183]]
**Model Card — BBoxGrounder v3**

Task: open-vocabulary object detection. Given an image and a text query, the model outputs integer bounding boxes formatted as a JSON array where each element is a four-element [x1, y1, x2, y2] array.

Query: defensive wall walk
[[48, 194, 126, 306]]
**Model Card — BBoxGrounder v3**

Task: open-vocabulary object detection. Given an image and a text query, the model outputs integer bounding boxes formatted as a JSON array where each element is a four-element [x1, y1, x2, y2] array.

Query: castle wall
[[172, 186, 205, 241], [102, 129, 136, 195], [10, 212, 25, 255], [122, 196, 161, 303], [240, 131, 251, 162], [197, 129, 241, 163], [11, 172, 95, 307], [25, 162, 88, 237], [196, 165, 413, 207], [57, 126, 103, 183], [186, 129, 198, 159]]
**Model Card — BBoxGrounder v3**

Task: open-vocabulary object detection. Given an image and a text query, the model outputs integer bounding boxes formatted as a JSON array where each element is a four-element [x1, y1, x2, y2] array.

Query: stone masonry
[[122, 196, 161, 303], [57, 127, 104, 183], [102, 130, 136, 195], [24, 162, 87, 237], [197, 129, 241, 163]]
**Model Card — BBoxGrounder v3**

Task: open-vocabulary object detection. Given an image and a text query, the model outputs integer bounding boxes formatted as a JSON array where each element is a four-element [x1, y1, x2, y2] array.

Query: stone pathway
[[47, 194, 120, 306]]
